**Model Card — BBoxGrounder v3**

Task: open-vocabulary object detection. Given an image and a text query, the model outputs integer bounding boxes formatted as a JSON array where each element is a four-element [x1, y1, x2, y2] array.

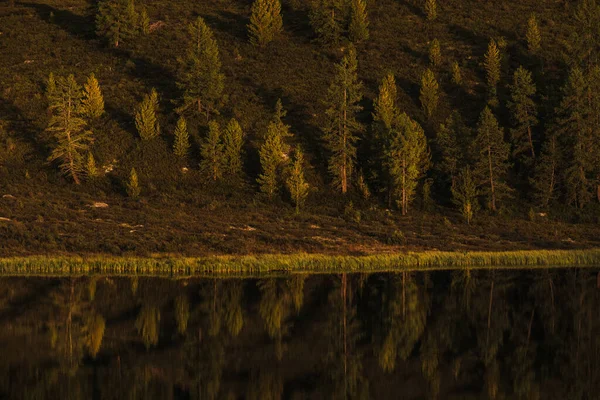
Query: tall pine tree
[[309, 0, 347, 45], [200, 121, 225, 181], [484, 39, 501, 101], [248, 0, 283, 47], [96, 0, 139, 47], [258, 100, 292, 196], [46, 75, 93, 185], [385, 113, 430, 215], [349, 0, 369, 43], [81, 73, 105, 120], [473, 107, 510, 211], [323, 46, 363, 194], [173, 116, 190, 159], [135, 88, 160, 140], [420, 68, 439, 121], [223, 118, 244, 176], [286, 147, 310, 213], [177, 17, 225, 120], [507, 66, 538, 165]]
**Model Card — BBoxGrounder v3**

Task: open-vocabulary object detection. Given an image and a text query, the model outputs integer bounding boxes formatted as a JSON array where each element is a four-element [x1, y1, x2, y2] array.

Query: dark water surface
[[0, 269, 599, 399]]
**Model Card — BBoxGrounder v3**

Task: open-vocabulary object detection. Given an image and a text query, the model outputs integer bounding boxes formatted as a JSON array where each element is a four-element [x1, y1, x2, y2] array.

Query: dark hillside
[[0, 0, 599, 256]]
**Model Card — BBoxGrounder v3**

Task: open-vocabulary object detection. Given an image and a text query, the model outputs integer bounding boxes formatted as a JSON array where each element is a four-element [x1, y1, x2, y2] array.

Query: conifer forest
[[2, 0, 600, 255]]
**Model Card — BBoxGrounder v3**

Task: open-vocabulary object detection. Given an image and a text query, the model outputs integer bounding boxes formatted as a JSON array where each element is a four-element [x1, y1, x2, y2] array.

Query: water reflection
[[0, 269, 598, 399]]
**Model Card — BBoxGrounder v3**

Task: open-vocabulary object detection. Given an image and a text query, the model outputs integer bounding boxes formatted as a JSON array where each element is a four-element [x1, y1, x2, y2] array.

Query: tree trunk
[[527, 125, 535, 159], [488, 145, 496, 211], [401, 157, 407, 215], [342, 87, 348, 194]]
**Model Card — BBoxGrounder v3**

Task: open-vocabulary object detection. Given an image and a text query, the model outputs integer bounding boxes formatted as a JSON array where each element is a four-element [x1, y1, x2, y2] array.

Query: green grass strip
[[0, 249, 599, 277]]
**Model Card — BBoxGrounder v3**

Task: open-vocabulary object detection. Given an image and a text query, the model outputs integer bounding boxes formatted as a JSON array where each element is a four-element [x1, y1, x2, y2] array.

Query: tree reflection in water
[[0, 269, 598, 399]]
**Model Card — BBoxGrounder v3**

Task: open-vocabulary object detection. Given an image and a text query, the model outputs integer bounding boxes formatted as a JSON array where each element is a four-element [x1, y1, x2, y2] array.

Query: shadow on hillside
[[0, 97, 47, 157], [397, 0, 423, 17], [21, 2, 96, 40], [203, 10, 248, 42]]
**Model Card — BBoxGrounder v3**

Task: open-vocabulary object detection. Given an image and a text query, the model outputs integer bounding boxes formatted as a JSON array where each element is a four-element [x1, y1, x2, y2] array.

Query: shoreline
[[1, 249, 600, 276]]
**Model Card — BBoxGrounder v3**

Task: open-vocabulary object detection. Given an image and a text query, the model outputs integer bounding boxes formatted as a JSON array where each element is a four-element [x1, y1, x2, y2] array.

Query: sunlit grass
[[1, 249, 599, 276]]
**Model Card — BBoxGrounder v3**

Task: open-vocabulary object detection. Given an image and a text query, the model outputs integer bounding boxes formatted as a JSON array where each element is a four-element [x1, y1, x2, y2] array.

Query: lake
[[0, 268, 598, 399]]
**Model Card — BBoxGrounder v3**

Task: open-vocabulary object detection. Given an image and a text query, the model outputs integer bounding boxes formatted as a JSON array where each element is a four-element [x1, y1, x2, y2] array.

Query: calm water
[[0, 269, 598, 399]]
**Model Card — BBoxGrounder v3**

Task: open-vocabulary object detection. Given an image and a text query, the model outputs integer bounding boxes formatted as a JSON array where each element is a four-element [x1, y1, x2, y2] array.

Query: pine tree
[[223, 118, 244, 175], [46, 74, 93, 185], [571, 0, 600, 69], [507, 66, 537, 165], [452, 167, 478, 224], [385, 113, 429, 215], [484, 39, 501, 100], [526, 14, 541, 54], [173, 116, 190, 159], [429, 39, 441, 67], [96, 0, 139, 47], [126, 168, 140, 198], [424, 0, 437, 21], [46, 72, 57, 101], [436, 112, 465, 186], [451, 62, 462, 85], [373, 73, 399, 204], [81, 74, 105, 120], [200, 121, 224, 181], [286, 147, 310, 213], [248, 0, 283, 47], [258, 101, 292, 196], [177, 17, 225, 120], [349, 0, 369, 43], [140, 8, 150, 35], [135, 88, 160, 140], [373, 73, 398, 131], [473, 107, 510, 212], [556, 67, 596, 208], [322, 46, 363, 194], [309, 0, 346, 45], [85, 153, 99, 178], [420, 68, 439, 121]]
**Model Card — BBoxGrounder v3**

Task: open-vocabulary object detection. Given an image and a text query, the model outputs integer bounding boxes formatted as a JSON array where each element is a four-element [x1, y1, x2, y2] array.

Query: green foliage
[[385, 113, 430, 215], [452, 167, 478, 224], [526, 14, 541, 54], [484, 39, 501, 99], [451, 62, 462, 85], [46, 72, 57, 101], [286, 147, 309, 213], [436, 113, 465, 185], [222, 118, 244, 176], [172, 116, 190, 159], [309, 0, 347, 44], [46, 74, 93, 185], [200, 121, 225, 181], [96, 0, 139, 47], [420, 68, 439, 120], [349, 0, 369, 43], [322, 46, 363, 194], [555, 67, 598, 208], [177, 17, 225, 119], [507, 66, 538, 164], [135, 88, 160, 140], [373, 73, 398, 131], [248, 0, 283, 47], [140, 8, 150, 35], [81, 74, 104, 120], [429, 39, 441, 67], [571, 0, 600, 68], [424, 0, 437, 21], [126, 167, 141, 198], [473, 107, 510, 211], [85, 152, 99, 179]]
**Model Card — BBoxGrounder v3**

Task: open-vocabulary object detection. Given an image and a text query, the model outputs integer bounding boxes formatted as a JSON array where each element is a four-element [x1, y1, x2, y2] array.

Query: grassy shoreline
[[1, 249, 599, 276]]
